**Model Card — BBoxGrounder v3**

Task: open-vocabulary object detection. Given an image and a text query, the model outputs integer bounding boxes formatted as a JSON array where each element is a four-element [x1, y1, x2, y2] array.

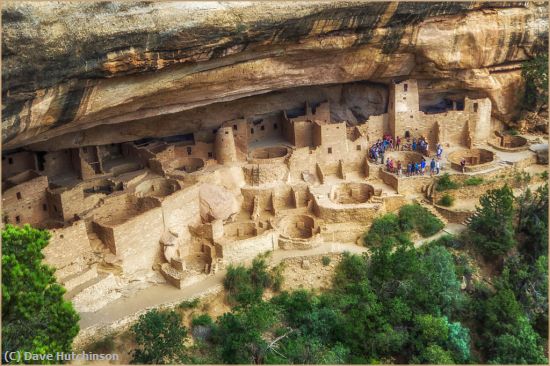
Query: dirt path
[[76, 224, 466, 347], [78, 242, 368, 330]]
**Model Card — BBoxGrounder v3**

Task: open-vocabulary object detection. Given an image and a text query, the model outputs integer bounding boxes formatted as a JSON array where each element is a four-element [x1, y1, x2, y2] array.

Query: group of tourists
[[369, 134, 445, 177], [384, 156, 441, 176]]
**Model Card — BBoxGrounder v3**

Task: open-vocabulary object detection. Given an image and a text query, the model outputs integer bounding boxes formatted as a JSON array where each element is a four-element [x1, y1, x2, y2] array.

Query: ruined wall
[[2, 172, 49, 226], [111, 206, 164, 275], [43, 220, 94, 278], [219, 230, 276, 264], [2, 151, 36, 179], [161, 185, 201, 243], [365, 114, 389, 143]]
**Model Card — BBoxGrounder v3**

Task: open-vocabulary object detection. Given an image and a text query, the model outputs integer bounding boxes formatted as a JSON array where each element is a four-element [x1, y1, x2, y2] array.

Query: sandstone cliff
[[2, 1, 548, 150]]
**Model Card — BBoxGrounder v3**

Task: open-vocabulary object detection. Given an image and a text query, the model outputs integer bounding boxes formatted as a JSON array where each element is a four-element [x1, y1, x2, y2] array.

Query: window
[[233, 124, 237, 130], [187, 147, 192, 155], [16, 192, 21, 200], [15, 216, 20, 224], [404, 83, 408, 92], [225, 131, 229, 135], [356, 145, 361, 151], [42, 204, 47, 211], [403, 97, 406, 100], [410, 115, 414, 119], [8, 157, 13, 164], [250, 128, 254, 134], [274, 123, 278, 130], [328, 147, 332, 154], [261, 126, 265, 131], [473, 103, 478, 112], [208, 152, 213, 158]]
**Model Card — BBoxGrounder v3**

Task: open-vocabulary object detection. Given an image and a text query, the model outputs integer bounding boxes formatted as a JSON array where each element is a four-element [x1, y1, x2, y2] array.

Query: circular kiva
[[329, 182, 375, 204], [448, 148, 495, 172]]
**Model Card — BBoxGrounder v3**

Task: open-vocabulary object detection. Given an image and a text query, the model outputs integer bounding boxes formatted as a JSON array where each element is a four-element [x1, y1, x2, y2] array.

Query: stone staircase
[[61, 265, 99, 293], [415, 198, 448, 226], [421, 180, 436, 202]]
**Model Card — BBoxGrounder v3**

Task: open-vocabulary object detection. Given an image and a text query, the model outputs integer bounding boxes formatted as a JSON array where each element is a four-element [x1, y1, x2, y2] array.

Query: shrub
[[508, 129, 519, 136], [270, 263, 285, 292], [436, 173, 460, 191], [463, 176, 484, 186], [539, 170, 548, 180], [364, 213, 402, 246], [398, 204, 445, 237], [321, 256, 331, 266], [438, 193, 455, 207], [130, 309, 188, 364], [192, 314, 214, 327], [178, 298, 200, 310], [223, 256, 278, 304]]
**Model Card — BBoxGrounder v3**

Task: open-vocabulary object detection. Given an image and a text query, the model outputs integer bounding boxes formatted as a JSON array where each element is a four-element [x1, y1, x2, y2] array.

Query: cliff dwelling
[[1, 2, 548, 357]]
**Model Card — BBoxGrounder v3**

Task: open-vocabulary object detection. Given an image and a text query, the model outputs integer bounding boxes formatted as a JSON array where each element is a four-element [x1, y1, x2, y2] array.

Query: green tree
[[130, 309, 189, 364], [467, 185, 516, 257], [516, 184, 548, 261], [490, 316, 547, 364], [521, 53, 548, 113], [1, 225, 79, 363], [213, 301, 280, 364], [417, 344, 455, 364]]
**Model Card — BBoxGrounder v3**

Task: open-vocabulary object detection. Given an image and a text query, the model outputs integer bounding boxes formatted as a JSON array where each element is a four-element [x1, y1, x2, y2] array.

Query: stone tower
[[388, 79, 420, 139], [215, 126, 237, 164]]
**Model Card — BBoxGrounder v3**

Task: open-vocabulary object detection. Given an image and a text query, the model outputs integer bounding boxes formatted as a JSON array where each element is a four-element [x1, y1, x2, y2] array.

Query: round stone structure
[[489, 132, 528, 151], [174, 157, 205, 173], [276, 214, 322, 250], [249, 146, 290, 164], [329, 182, 374, 204], [448, 148, 496, 172]]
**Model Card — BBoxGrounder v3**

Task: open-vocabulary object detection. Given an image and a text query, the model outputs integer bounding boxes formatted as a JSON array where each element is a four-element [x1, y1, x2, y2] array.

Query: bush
[[463, 176, 484, 186], [539, 171, 548, 180], [321, 256, 331, 266], [508, 129, 519, 136], [438, 193, 455, 207], [130, 309, 188, 364], [192, 314, 214, 327], [364, 213, 403, 246], [223, 256, 279, 304], [436, 173, 460, 191], [398, 204, 445, 237], [270, 263, 285, 292], [178, 298, 200, 310]]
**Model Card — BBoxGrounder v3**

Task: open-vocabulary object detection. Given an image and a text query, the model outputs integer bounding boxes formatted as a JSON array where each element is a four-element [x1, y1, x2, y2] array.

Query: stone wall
[[217, 230, 276, 264], [2, 151, 36, 179], [43, 220, 94, 278], [161, 185, 201, 243], [2, 171, 49, 226]]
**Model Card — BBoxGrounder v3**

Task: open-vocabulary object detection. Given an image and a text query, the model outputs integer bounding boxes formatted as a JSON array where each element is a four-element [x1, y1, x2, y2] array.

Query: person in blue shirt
[[412, 139, 417, 151], [414, 162, 419, 175], [430, 158, 436, 176]]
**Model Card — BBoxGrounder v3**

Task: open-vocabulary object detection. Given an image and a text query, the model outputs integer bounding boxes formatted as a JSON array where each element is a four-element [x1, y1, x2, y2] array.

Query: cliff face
[[2, 1, 548, 150]]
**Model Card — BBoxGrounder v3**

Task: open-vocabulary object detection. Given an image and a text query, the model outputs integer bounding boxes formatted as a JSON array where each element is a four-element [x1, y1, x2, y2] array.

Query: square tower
[[388, 79, 420, 139]]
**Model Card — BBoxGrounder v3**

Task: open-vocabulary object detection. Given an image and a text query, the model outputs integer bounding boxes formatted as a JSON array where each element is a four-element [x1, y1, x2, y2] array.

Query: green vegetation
[[124, 183, 548, 364], [398, 204, 445, 237], [321, 256, 331, 266], [507, 128, 519, 136], [521, 53, 548, 113], [224, 255, 282, 305], [435, 173, 460, 191], [539, 170, 548, 180], [364, 204, 444, 246], [178, 298, 200, 310], [467, 185, 516, 257], [463, 176, 484, 186], [130, 309, 189, 364], [438, 193, 455, 207], [1, 225, 80, 363]]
